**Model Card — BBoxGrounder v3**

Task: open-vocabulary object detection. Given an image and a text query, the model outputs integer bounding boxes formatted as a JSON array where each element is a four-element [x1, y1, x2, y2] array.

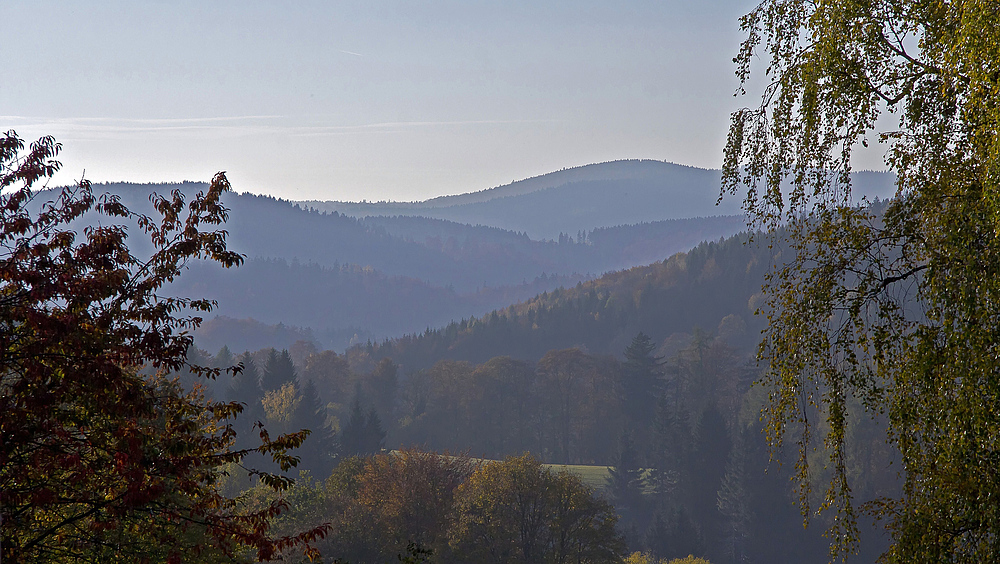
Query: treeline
[[190, 330, 750, 469], [94, 182, 744, 295], [187, 326, 896, 563], [182, 333, 844, 562], [243, 451, 625, 563], [179, 258, 586, 351], [358, 233, 768, 372]]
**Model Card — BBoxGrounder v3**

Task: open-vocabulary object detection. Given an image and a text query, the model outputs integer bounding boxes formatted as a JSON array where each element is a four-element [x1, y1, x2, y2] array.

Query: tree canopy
[[724, 1, 1000, 561], [0, 132, 326, 562]]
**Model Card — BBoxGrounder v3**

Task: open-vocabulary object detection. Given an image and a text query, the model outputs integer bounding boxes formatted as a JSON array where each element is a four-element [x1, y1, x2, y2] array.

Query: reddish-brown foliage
[[0, 132, 328, 562]]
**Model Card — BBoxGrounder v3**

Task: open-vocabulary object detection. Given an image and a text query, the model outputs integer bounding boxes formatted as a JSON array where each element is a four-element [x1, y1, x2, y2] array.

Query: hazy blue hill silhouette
[[304, 159, 690, 211], [83, 181, 748, 293], [301, 160, 897, 240], [421, 176, 739, 240], [173, 258, 586, 351], [66, 167, 891, 355]]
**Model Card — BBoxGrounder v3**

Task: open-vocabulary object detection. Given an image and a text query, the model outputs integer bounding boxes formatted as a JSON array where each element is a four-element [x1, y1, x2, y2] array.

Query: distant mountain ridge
[[65, 179, 747, 351], [298, 160, 896, 240], [302, 159, 695, 210], [61, 162, 893, 353]]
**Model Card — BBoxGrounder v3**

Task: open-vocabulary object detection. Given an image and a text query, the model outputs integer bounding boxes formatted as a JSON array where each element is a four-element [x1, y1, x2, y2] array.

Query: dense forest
[[190, 327, 894, 563], [10, 0, 999, 560], [355, 233, 768, 372], [177, 228, 897, 563], [76, 180, 746, 350]]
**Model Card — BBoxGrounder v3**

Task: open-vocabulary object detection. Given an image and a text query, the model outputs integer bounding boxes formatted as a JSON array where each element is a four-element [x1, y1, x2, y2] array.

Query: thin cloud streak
[[1, 115, 283, 125], [288, 119, 561, 137], [1, 116, 560, 139]]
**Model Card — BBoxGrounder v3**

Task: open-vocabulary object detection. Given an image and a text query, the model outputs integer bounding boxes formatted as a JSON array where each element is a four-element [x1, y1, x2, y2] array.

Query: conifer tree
[[607, 432, 646, 511], [622, 332, 663, 451], [261, 348, 296, 392], [292, 379, 336, 477], [339, 396, 386, 458]]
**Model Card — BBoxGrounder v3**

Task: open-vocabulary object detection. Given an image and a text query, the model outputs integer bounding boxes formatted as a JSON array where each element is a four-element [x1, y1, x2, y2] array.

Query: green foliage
[[248, 453, 454, 563], [723, 0, 1000, 561], [625, 552, 713, 564]]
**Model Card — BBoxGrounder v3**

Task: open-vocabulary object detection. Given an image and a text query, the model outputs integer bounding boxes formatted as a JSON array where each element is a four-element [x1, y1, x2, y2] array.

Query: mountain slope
[[355, 231, 770, 372], [91, 183, 743, 292], [301, 161, 897, 240], [64, 181, 746, 351], [173, 257, 585, 351]]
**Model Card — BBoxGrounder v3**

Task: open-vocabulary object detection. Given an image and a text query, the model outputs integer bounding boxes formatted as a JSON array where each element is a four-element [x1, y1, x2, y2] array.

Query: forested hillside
[[189, 227, 896, 563], [75, 164, 892, 353], [77, 181, 746, 350], [179, 258, 585, 352], [355, 232, 769, 372]]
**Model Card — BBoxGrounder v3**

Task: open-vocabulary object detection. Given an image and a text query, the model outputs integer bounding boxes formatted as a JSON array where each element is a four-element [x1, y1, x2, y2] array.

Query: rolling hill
[[353, 230, 770, 373], [301, 160, 896, 240], [67, 162, 890, 353]]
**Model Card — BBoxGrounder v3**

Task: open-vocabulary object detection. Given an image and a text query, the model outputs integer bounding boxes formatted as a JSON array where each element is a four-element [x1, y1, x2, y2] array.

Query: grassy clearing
[[543, 463, 611, 490], [389, 450, 616, 491]]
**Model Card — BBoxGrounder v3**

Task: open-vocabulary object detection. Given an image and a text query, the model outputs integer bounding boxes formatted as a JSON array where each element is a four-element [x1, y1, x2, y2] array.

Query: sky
[[1, 0, 885, 202]]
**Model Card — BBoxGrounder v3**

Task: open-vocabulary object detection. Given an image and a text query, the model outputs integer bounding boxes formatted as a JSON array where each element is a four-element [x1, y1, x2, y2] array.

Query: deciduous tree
[[450, 453, 624, 564], [723, 1, 1000, 560], [0, 132, 326, 562]]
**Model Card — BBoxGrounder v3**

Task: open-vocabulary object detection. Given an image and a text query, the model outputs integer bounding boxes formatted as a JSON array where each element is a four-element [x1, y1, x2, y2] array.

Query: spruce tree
[[607, 432, 645, 510], [622, 332, 663, 429], [261, 348, 297, 392], [291, 379, 335, 477], [227, 352, 266, 452], [339, 396, 386, 458]]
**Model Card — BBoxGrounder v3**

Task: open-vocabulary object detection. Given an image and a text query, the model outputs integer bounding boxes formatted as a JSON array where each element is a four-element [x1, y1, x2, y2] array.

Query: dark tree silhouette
[[0, 132, 326, 562]]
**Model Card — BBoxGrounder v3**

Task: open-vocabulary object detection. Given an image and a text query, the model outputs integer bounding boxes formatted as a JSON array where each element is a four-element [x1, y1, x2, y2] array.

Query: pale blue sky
[[1, 0, 871, 202]]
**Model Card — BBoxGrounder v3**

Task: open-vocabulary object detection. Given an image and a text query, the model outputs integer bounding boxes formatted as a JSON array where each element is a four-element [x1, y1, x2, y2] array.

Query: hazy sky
[[1, 0, 857, 202]]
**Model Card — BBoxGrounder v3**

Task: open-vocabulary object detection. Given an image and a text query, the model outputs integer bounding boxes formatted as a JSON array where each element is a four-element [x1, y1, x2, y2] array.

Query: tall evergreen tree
[[227, 352, 265, 451], [607, 431, 648, 545], [647, 392, 692, 503], [607, 432, 645, 511], [622, 332, 663, 454], [686, 405, 732, 560], [717, 428, 752, 564], [368, 358, 398, 426], [291, 379, 336, 477], [213, 345, 234, 371], [363, 408, 387, 455], [261, 348, 297, 392], [340, 396, 386, 458]]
